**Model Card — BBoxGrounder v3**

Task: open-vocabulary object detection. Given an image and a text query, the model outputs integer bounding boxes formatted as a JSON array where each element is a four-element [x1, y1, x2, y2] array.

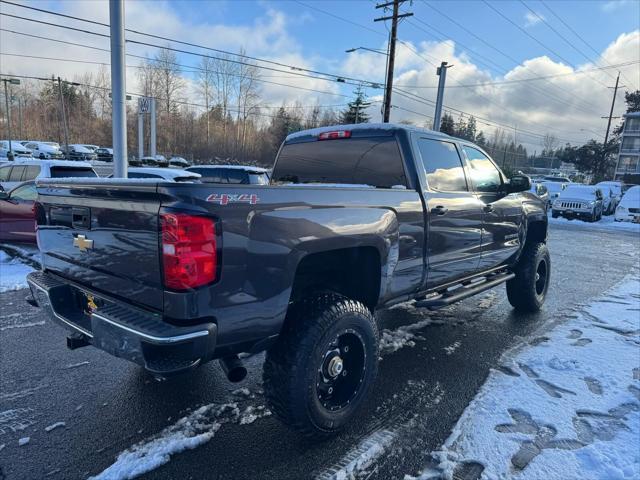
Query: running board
[[415, 272, 515, 310]]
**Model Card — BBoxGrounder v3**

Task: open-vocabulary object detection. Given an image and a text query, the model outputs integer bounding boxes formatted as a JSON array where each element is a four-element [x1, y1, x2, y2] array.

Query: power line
[[395, 60, 640, 88], [0, 30, 353, 99], [0, 73, 350, 119], [0, 0, 376, 86], [538, 0, 637, 89], [0, 6, 601, 145], [519, 0, 621, 88], [419, 0, 605, 115], [405, 15, 601, 118]]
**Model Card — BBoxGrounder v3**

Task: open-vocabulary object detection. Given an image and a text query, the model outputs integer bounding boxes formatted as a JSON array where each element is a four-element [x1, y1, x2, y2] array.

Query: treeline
[[1, 47, 348, 166], [439, 113, 528, 172]]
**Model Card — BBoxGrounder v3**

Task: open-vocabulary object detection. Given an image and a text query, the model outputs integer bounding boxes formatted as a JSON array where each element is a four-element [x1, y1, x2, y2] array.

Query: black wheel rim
[[316, 329, 367, 412], [535, 259, 548, 296]]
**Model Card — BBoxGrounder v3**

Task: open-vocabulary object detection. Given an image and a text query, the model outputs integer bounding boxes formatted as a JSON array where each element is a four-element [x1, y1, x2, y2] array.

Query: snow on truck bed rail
[[37, 177, 162, 185]]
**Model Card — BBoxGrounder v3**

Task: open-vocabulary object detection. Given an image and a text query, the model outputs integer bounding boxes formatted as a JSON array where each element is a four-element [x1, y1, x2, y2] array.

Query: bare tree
[[196, 56, 216, 146], [235, 49, 261, 157]]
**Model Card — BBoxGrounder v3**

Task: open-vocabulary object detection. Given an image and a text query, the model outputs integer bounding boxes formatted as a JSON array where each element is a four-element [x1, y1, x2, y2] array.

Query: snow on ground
[[91, 400, 271, 480], [0, 250, 35, 293], [408, 274, 640, 480], [549, 214, 640, 233]]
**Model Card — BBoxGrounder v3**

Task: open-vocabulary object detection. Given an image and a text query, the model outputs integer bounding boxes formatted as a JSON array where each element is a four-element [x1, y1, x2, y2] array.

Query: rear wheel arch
[[288, 246, 382, 313]]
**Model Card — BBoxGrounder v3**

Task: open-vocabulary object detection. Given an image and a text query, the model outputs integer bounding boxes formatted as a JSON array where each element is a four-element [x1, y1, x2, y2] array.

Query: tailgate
[[35, 181, 164, 311]]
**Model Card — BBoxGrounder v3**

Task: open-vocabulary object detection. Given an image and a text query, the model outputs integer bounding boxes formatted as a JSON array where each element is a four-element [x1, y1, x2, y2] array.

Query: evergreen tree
[[341, 85, 371, 124], [454, 116, 467, 138], [440, 113, 455, 135], [463, 116, 477, 142], [475, 131, 487, 147]]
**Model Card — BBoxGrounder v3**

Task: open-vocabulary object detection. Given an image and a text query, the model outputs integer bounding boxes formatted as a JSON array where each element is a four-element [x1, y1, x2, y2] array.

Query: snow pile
[[91, 403, 240, 480], [0, 250, 34, 292], [408, 274, 640, 480], [91, 401, 271, 480], [549, 214, 640, 232]]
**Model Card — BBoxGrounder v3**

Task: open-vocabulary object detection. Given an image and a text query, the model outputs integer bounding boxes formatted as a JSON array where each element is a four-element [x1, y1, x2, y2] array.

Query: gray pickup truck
[[28, 123, 549, 436]]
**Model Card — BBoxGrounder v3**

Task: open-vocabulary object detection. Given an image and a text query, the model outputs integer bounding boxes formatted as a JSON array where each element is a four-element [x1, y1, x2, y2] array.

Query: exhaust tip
[[219, 355, 247, 383]]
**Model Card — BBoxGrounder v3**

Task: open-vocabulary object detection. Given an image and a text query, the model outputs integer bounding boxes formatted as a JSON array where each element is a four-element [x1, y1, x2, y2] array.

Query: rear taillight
[[161, 213, 217, 291]]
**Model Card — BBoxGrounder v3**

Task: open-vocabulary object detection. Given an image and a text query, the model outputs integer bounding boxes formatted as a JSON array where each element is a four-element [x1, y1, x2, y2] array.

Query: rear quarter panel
[[161, 184, 423, 350]]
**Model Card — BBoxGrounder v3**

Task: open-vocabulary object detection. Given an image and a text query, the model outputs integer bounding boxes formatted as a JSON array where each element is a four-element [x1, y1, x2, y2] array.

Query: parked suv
[[552, 184, 604, 221], [63, 144, 98, 161], [23, 141, 64, 160], [28, 124, 549, 437], [0, 159, 98, 190]]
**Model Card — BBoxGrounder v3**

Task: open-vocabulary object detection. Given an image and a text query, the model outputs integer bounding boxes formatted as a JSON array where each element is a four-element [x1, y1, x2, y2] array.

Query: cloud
[[343, 30, 640, 152], [524, 11, 545, 27], [601, 0, 633, 12]]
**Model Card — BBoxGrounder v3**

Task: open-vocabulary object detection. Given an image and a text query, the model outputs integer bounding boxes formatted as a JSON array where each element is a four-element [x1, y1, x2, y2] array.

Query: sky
[[0, 0, 639, 153]]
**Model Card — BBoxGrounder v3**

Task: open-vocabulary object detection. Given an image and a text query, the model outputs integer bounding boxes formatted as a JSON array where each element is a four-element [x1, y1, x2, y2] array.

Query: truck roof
[[285, 122, 452, 142]]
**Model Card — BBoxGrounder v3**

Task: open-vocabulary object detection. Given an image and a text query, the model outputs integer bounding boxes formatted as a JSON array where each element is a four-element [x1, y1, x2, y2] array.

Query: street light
[[345, 47, 388, 55], [2, 77, 21, 159]]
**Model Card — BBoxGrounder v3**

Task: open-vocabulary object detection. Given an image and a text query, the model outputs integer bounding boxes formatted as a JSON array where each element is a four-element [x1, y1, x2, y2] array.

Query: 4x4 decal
[[206, 193, 259, 205]]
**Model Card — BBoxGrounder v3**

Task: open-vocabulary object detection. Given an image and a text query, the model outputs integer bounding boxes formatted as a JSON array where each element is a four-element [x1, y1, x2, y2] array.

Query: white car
[[596, 181, 623, 214], [109, 167, 201, 182], [23, 141, 65, 160], [552, 184, 605, 222], [0, 159, 98, 190], [614, 185, 640, 223], [81, 144, 99, 152], [0, 140, 32, 159], [186, 165, 270, 185]]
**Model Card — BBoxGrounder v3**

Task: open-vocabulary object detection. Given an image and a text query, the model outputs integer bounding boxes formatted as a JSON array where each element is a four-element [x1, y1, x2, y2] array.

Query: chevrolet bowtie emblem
[[73, 234, 94, 252]]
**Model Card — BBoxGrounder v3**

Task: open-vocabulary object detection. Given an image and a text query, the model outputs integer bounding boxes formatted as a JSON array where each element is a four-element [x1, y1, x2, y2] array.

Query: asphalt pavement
[[0, 223, 638, 480]]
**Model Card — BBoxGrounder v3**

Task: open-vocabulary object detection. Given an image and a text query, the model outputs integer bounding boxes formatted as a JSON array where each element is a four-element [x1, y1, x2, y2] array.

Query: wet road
[[1, 223, 638, 480]]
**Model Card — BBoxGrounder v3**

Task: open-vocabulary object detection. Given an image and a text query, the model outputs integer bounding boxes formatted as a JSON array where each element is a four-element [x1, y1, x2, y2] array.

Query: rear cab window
[[273, 134, 407, 188], [50, 167, 98, 178]]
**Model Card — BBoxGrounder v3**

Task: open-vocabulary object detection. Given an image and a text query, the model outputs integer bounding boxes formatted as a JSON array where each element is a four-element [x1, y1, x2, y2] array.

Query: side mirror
[[507, 174, 531, 193]]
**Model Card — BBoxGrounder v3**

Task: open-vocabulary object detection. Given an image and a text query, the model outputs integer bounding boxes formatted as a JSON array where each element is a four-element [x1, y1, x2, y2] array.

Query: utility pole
[[57, 77, 71, 156], [17, 97, 23, 139], [375, 0, 412, 123], [110, 0, 128, 178], [603, 72, 621, 147], [2, 77, 20, 159], [433, 62, 452, 131]]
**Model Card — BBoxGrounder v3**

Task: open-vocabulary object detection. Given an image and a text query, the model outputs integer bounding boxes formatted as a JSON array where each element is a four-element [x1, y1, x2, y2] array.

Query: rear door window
[[8, 166, 26, 182], [416, 138, 468, 192], [50, 167, 98, 178], [274, 136, 407, 188]]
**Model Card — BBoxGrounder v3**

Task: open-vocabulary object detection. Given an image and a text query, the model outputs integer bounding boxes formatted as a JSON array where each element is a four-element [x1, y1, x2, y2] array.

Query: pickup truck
[[27, 123, 550, 437]]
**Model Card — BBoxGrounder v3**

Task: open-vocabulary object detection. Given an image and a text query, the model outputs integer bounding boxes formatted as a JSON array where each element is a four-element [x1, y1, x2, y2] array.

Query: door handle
[[483, 204, 494, 213], [430, 206, 448, 215]]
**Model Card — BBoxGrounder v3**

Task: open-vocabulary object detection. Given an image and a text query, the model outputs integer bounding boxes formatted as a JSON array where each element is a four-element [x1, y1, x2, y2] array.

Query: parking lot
[[1, 221, 638, 480]]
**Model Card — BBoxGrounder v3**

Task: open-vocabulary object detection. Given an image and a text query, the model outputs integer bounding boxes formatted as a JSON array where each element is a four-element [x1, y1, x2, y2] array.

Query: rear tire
[[507, 242, 550, 312], [263, 293, 379, 437]]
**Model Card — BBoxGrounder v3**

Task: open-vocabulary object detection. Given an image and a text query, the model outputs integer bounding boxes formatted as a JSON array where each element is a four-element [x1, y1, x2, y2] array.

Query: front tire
[[263, 293, 379, 437], [507, 242, 550, 312]]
